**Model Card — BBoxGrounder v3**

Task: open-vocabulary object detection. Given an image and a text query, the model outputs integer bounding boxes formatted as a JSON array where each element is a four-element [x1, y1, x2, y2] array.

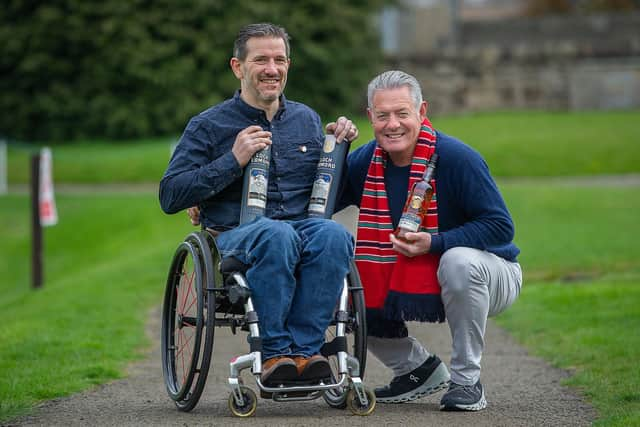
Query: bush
[[0, 0, 386, 142]]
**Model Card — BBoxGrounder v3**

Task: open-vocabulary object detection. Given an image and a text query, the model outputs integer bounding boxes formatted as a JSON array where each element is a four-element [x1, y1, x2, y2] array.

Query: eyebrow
[[251, 54, 287, 60], [375, 108, 410, 114]]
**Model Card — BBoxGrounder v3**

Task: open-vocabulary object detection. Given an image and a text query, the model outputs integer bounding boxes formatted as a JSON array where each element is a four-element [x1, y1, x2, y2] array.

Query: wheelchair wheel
[[323, 260, 367, 409], [346, 387, 376, 416], [161, 232, 218, 411], [228, 385, 258, 417]]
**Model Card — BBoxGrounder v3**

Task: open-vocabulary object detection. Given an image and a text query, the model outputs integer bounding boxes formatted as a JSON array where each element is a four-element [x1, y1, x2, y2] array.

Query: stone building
[[379, 0, 640, 113]]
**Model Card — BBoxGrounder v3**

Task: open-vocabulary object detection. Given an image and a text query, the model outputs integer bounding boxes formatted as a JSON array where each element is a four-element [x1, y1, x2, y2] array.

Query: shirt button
[[279, 204, 284, 209], [300, 145, 307, 153]]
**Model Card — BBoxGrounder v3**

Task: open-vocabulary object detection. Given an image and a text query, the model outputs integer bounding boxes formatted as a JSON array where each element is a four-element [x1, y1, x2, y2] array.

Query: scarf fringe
[[366, 309, 409, 338], [383, 291, 446, 323]]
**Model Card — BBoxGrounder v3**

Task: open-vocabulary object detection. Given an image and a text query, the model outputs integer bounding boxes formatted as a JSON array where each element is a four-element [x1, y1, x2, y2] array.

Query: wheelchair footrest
[[262, 377, 333, 388], [261, 389, 325, 400]]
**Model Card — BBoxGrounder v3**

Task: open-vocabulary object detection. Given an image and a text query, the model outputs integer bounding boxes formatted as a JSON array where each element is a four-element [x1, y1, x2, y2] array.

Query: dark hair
[[233, 23, 290, 60]]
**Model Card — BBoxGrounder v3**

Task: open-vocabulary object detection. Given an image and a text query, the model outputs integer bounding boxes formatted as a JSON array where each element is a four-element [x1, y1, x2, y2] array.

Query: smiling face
[[367, 86, 427, 166], [230, 36, 290, 114]]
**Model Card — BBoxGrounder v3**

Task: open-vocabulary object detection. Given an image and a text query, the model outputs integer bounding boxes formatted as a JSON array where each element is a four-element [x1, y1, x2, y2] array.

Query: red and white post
[[31, 147, 58, 289]]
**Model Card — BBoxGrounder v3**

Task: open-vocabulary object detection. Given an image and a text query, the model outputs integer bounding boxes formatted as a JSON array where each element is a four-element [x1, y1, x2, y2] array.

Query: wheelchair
[[160, 228, 375, 417]]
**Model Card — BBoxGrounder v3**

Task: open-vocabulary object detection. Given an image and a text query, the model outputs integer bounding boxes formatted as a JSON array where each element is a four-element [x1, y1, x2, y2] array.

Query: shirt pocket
[[283, 136, 323, 182]]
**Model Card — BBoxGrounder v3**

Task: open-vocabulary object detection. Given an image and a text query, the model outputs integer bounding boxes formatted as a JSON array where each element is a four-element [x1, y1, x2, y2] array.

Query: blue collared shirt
[[160, 91, 325, 230]]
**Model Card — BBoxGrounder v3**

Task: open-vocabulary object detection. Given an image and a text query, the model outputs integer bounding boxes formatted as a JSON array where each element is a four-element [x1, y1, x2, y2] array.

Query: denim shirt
[[159, 91, 325, 230]]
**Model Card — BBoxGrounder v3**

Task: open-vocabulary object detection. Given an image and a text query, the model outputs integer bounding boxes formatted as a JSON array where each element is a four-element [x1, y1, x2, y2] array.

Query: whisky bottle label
[[247, 168, 268, 208], [323, 135, 336, 153], [409, 195, 424, 209], [398, 213, 421, 233], [309, 172, 332, 214]]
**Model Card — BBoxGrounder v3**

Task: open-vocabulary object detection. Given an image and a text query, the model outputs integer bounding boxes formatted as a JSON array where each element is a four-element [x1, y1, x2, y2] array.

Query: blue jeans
[[215, 217, 354, 360]]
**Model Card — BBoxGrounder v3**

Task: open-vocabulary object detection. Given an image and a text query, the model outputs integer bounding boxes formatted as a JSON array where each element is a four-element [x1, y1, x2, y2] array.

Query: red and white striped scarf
[[355, 118, 444, 335]]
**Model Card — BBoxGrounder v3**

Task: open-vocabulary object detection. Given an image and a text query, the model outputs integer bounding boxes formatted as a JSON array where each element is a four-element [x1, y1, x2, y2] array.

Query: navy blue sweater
[[341, 131, 520, 262]]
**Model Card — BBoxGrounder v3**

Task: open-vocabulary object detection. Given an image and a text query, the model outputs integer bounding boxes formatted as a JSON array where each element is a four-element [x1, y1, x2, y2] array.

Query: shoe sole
[[261, 364, 298, 386], [440, 388, 487, 411], [377, 361, 451, 403], [300, 360, 332, 381]]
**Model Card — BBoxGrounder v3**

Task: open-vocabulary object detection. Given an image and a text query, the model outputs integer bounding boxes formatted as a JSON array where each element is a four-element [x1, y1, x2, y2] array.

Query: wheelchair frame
[[160, 229, 375, 416]]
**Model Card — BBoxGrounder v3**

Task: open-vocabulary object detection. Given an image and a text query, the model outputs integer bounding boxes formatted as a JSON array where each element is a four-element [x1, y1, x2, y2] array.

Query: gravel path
[[8, 307, 596, 426], [7, 206, 597, 426]]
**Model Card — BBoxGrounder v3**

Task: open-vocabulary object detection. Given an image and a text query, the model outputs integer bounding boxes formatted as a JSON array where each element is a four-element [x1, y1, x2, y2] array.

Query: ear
[[419, 101, 428, 118], [367, 108, 373, 124], [230, 57, 243, 79]]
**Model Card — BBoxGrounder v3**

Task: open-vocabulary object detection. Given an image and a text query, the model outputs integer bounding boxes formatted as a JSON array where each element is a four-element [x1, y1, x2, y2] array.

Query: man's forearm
[[160, 151, 242, 214]]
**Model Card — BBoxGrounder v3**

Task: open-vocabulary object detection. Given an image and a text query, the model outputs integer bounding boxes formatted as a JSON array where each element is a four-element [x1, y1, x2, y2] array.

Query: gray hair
[[233, 23, 290, 60], [367, 70, 423, 111]]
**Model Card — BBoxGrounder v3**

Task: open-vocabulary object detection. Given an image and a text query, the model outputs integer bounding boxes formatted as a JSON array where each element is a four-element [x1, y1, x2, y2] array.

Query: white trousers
[[368, 247, 523, 385]]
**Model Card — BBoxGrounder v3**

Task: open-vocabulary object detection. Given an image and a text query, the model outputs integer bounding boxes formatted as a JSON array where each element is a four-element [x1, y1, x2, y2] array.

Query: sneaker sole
[[261, 364, 298, 386], [377, 362, 451, 403], [440, 388, 487, 411], [299, 360, 332, 381]]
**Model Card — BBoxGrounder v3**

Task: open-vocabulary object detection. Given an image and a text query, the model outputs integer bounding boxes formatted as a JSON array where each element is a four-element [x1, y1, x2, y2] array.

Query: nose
[[264, 59, 278, 75], [387, 113, 400, 129]]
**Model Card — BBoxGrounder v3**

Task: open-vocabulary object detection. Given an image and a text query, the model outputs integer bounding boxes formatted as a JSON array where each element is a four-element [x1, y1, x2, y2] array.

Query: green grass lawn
[[7, 138, 176, 185], [495, 281, 640, 426], [430, 110, 640, 177], [497, 184, 640, 426], [502, 184, 640, 281], [6, 110, 640, 184], [0, 193, 190, 420]]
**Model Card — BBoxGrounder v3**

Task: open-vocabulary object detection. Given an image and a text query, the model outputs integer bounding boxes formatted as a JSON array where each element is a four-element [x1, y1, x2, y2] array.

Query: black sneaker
[[440, 380, 487, 411], [375, 355, 450, 403]]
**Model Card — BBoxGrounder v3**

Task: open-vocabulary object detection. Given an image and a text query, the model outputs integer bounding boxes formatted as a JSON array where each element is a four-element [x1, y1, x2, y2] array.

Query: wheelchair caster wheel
[[346, 388, 376, 416], [324, 385, 348, 409], [228, 385, 257, 417]]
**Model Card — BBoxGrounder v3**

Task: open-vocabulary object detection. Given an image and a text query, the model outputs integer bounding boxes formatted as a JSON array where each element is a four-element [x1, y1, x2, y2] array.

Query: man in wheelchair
[[159, 23, 359, 387]]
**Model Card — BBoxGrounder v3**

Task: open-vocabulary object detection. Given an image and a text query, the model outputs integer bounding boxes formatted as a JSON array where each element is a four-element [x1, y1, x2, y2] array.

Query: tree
[[0, 0, 387, 142]]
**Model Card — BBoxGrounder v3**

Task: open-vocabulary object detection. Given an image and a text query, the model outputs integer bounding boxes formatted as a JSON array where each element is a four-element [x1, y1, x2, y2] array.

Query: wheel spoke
[[179, 258, 196, 313], [181, 276, 194, 313], [176, 328, 195, 358]]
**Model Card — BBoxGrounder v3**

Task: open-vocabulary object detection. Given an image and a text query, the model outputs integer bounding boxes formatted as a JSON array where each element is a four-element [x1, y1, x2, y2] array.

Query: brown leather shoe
[[261, 356, 297, 385], [293, 355, 332, 381]]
